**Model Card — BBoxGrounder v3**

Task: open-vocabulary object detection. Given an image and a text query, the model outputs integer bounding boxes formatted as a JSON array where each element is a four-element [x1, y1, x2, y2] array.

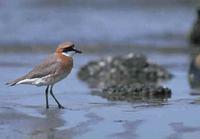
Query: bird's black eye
[[63, 47, 73, 52]]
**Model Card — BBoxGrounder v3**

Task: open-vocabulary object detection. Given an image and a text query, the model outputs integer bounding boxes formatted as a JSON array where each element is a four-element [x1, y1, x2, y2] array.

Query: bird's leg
[[45, 85, 49, 109], [50, 85, 64, 109]]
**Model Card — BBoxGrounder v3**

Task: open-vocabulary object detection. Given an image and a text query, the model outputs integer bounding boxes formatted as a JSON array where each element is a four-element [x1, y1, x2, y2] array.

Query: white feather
[[62, 52, 75, 57], [17, 78, 39, 85], [16, 74, 67, 87], [17, 76, 49, 86]]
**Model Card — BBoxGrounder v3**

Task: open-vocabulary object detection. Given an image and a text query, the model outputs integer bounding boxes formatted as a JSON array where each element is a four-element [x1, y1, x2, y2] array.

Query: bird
[[6, 42, 82, 109]]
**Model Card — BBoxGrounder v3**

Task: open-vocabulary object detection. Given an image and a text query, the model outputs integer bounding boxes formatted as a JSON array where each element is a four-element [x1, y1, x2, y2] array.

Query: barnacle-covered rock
[[78, 53, 172, 102], [92, 83, 171, 102], [78, 53, 172, 88]]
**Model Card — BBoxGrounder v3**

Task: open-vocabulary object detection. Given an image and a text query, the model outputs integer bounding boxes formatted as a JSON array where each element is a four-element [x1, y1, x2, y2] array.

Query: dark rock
[[78, 53, 172, 88], [188, 54, 200, 89], [95, 83, 171, 102], [78, 53, 172, 102], [190, 8, 200, 45]]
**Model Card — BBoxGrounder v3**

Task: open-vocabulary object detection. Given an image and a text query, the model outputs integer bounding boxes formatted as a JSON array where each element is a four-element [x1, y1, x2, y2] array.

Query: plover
[[6, 42, 82, 109]]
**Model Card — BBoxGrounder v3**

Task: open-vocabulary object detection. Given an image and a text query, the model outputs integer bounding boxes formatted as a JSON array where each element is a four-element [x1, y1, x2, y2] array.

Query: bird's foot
[[46, 106, 49, 109], [58, 105, 65, 109]]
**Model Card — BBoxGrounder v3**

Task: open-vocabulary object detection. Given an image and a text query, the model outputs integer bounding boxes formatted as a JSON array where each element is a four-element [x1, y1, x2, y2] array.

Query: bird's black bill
[[63, 46, 82, 54], [72, 48, 82, 54]]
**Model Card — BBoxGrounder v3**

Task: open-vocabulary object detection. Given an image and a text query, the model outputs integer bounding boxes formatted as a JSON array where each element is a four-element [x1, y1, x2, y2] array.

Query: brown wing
[[6, 54, 61, 86], [25, 54, 60, 79]]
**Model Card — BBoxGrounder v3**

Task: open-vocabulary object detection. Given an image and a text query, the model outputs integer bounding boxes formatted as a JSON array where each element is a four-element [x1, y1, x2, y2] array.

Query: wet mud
[[1, 49, 200, 139]]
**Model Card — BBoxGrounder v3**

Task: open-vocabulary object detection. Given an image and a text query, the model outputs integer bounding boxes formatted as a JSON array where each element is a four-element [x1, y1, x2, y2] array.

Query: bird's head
[[56, 42, 82, 57]]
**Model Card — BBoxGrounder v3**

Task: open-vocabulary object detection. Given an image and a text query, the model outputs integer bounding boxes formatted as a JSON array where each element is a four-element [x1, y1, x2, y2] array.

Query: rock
[[188, 54, 200, 89], [78, 53, 172, 102], [78, 53, 172, 88], [190, 8, 200, 45], [92, 83, 171, 102]]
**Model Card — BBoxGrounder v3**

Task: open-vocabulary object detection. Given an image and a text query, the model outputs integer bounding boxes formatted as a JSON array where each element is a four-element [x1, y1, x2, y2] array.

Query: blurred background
[[1, 1, 200, 139], [0, 0, 199, 50]]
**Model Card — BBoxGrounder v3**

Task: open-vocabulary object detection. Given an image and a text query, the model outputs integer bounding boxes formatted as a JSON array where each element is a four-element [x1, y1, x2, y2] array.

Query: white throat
[[62, 52, 76, 57]]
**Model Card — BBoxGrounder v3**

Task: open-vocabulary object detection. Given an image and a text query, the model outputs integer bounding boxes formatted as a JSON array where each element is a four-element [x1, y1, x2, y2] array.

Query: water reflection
[[32, 109, 104, 139], [33, 109, 65, 139], [168, 122, 200, 139], [0, 107, 66, 139]]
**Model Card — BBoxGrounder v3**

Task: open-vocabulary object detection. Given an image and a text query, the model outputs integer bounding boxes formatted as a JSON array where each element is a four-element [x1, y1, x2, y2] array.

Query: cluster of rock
[[188, 54, 200, 89], [92, 83, 171, 102], [78, 53, 172, 102]]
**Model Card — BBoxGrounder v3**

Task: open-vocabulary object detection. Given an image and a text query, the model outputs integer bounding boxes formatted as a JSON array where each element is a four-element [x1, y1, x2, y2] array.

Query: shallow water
[[1, 46, 200, 139], [0, 1, 200, 138]]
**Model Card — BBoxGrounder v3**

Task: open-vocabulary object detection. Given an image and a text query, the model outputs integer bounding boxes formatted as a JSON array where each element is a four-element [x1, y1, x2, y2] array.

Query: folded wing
[[6, 54, 61, 86]]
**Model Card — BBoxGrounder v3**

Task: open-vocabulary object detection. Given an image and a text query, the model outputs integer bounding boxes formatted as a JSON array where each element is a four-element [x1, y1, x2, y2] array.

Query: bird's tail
[[5, 76, 25, 86]]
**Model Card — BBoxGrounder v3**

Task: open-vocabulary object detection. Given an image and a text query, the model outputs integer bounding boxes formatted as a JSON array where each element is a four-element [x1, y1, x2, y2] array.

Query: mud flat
[[1, 50, 200, 139]]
